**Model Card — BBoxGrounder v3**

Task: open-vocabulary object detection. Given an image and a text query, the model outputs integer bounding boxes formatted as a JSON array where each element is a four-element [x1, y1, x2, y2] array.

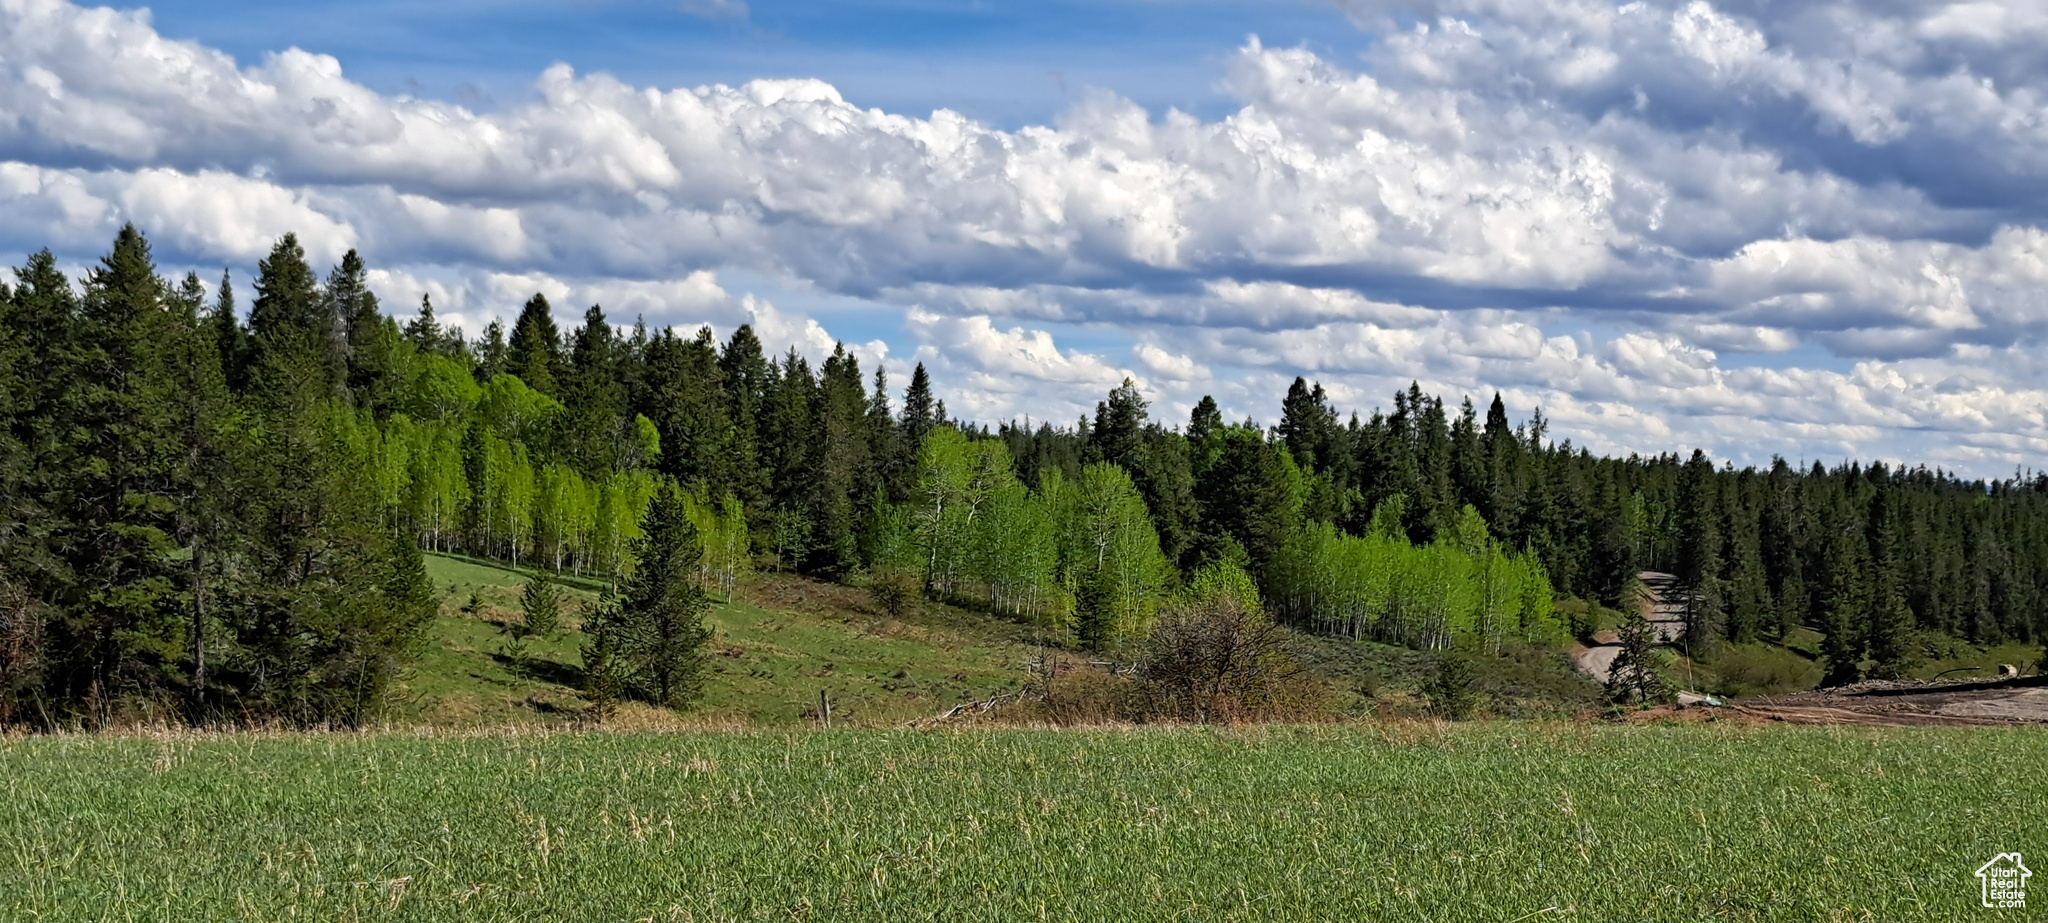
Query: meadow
[[4, 722, 2040, 921], [406, 553, 1043, 727]]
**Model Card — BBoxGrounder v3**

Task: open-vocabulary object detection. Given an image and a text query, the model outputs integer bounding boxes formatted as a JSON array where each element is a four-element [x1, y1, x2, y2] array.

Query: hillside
[[409, 554, 1049, 727], [406, 554, 1614, 726]]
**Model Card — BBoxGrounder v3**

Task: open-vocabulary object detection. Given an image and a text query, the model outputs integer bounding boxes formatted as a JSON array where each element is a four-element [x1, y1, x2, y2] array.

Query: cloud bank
[[2, 0, 2046, 473]]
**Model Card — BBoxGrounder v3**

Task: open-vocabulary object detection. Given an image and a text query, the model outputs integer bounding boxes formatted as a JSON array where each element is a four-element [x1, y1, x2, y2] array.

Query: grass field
[[3, 723, 2039, 921], [410, 554, 1044, 727]]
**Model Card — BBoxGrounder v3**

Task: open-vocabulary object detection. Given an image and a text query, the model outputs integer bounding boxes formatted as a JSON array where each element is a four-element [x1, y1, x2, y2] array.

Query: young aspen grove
[[3, 226, 2048, 725]]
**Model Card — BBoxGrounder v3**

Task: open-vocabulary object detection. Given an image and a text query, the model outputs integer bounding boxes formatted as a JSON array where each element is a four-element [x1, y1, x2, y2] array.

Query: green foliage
[[1701, 642, 1822, 697], [583, 488, 713, 709], [1064, 463, 1174, 651], [1425, 648, 1479, 720], [867, 567, 921, 620], [1606, 612, 1671, 707], [505, 293, 562, 398], [519, 577, 562, 640], [1270, 510, 1559, 650], [1864, 594, 1920, 680]]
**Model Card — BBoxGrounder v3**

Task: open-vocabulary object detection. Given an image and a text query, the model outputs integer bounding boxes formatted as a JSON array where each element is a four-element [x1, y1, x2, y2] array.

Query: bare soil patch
[[1729, 675, 2048, 727]]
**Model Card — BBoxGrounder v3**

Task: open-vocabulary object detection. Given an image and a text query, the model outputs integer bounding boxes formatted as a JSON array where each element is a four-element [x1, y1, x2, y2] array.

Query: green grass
[[409, 554, 1041, 727], [3, 723, 2041, 921], [1287, 633, 1602, 718]]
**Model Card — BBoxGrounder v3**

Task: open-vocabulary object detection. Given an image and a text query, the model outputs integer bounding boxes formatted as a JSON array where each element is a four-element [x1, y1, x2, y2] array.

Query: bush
[[868, 567, 922, 620], [1134, 595, 1322, 723], [1556, 597, 1624, 641], [1425, 649, 1478, 720], [1026, 662, 1137, 725], [1705, 642, 1820, 697]]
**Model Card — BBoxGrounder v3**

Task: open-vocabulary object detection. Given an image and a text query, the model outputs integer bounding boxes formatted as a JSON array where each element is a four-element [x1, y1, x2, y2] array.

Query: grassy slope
[[5, 723, 2041, 921], [408, 554, 1045, 728], [410, 553, 1606, 726]]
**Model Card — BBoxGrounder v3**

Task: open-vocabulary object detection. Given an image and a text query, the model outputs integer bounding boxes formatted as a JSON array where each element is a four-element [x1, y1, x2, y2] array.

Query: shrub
[[1027, 662, 1136, 725], [868, 567, 921, 620], [1425, 649, 1478, 720], [1134, 594, 1321, 723], [1705, 642, 1821, 697]]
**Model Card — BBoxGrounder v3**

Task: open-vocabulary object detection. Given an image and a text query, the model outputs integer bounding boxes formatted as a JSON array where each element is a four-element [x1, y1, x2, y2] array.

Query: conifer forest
[[2, 226, 2045, 728]]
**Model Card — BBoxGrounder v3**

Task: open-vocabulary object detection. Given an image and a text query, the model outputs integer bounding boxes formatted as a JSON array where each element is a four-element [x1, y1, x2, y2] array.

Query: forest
[[2, 225, 2045, 727]]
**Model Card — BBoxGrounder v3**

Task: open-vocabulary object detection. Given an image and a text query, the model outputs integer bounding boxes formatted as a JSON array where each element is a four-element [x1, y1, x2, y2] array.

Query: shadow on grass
[[489, 651, 587, 689]]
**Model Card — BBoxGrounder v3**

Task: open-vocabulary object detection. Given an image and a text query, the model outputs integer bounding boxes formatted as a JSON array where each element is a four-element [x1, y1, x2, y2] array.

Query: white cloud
[[5, 0, 2048, 473]]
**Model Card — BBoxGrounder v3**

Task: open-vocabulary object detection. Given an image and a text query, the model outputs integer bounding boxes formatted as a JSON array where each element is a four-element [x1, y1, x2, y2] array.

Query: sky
[[3, 0, 2047, 477]]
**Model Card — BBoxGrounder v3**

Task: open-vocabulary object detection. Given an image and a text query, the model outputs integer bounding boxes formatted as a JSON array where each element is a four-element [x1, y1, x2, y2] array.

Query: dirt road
[[1572, 571, 1686, 683], [1730, 675, 2048, 726]]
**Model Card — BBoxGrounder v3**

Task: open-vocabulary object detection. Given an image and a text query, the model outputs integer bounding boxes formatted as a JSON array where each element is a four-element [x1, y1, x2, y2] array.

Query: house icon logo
[[1976, 853, 2030, 909]]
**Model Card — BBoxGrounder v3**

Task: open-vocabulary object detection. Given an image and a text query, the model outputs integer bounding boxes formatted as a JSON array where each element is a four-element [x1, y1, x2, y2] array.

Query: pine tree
[[1276, 377, 1338, 475], [1820, 526, 1868, 686], [583, 487, 714, 708], [1088, 378, 1147, 470], [403, 295, 446, 355], [473, 319, 508, 383], [716, 325, 770, 513], [506, 293, 562, 398], [1188, 396, 1223, 445], [1426, 648, 1478, 719], [560, 305, 627, 478], [1676, 449, 1724, 651], [1606, 611, 1669, 706], [211, 269, 247, 391], [248, 233, 339, 402], [901, 362, 937, 451], [331, 251, 400, 413], [63, 225, 191, 720], [1865, 593, 1918, 680], [1196, 427, 1301, 589], [520, 576, 562, 640], [1131, 427, 1199, 570]]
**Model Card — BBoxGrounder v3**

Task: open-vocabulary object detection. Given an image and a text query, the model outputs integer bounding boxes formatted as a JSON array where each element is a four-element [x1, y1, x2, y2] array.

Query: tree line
[[4, 226, 2045, 726]]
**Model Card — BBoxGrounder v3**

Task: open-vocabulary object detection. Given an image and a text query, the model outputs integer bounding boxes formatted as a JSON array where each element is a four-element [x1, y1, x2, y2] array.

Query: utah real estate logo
[[1976, 853, 2030, 909]]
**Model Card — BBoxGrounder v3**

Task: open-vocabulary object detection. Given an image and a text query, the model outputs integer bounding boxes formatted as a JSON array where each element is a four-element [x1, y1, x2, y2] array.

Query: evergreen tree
[[61, 225, 190, 720], [211, 269, 247, 391], [643, 327, 732, 493], [1820, 526, 1869, 686], [1188, 396, 1223, 446], [506, 293, 562, 398], [1676, 449, 1724, 651], [1196, 427, 1301, 589], [1131, 426, 1199, 570], [247, 233, 339, 401], [403, 294, 446, 355], [1276, 377, 1338, 475], [716, 324, 771, 514], [900, 362, 938, 451], [519, 576, 562, 640], [1865, 593, 1918, 680], [560, 305, 627, 478], [1088, 378, 1147, 470], [473, 318, 508, 383], [1605, 611, 1669, 706], [583, 487, 713, 708], [331, 251, 401, 413]]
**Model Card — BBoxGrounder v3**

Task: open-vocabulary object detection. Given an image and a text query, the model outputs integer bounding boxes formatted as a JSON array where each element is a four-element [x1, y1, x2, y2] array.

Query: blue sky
[[4, 0, 2048, 475], [136, 0, 1369, 126]]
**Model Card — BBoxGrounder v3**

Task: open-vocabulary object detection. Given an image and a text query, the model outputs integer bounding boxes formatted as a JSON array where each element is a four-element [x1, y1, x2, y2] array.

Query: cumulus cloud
[[4, 0, 2048, 472]]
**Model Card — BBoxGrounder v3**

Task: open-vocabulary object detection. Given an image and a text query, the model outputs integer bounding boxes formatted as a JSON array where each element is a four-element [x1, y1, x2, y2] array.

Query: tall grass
[[2, 723, 2037, 921]]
